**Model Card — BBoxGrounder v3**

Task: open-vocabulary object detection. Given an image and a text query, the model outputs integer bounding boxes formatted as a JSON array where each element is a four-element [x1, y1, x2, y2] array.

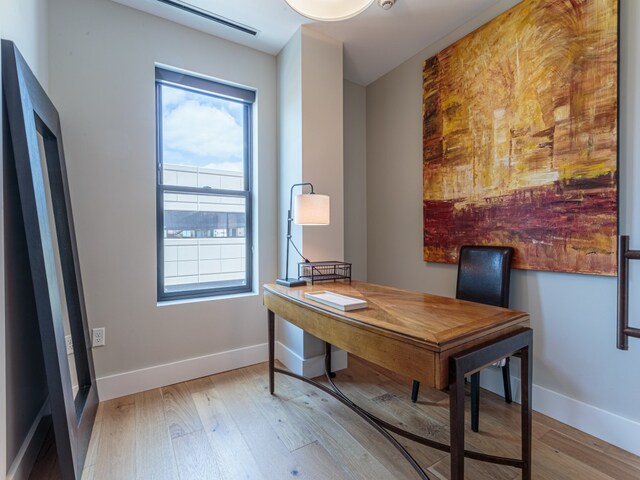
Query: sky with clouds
[[161, 84, 244, 173]]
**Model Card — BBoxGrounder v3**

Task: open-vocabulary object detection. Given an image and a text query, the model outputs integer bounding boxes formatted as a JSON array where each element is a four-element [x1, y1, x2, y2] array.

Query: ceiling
[[111, 0, 502, 85]]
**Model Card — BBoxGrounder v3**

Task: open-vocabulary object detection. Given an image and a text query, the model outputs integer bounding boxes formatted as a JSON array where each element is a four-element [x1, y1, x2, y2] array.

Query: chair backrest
[[455, 245, 514, 308]]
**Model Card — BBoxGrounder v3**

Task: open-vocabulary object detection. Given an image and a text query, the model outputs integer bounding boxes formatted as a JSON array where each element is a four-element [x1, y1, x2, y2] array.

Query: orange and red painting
[[423, 0, 618, 275]]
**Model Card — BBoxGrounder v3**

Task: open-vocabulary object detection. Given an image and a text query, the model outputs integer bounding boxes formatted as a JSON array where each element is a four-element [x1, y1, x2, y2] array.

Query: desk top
[[264, 281, 529, 350]]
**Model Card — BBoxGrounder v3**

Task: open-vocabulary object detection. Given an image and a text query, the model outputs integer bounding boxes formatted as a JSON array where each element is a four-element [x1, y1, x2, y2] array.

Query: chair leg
[[502, 357, 512, 404], [471, 372, 480, 432], [411, 380, 420, 403]]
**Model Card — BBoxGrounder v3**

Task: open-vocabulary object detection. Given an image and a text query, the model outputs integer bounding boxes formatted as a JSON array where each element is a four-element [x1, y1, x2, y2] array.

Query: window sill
[[157, 289, 258, 307]]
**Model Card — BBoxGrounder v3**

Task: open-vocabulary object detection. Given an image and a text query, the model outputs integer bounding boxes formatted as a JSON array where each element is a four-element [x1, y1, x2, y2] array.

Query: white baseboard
[[480, 366, 640, 456], [97, 343, 268, 401], [276, 341, 348, 378], [533, 383, 640, 456], [7, 401, 50, 480]]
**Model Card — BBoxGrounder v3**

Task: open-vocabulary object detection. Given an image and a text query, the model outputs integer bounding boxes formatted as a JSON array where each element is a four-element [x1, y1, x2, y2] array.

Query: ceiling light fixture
[[284, 0, 375, 22]]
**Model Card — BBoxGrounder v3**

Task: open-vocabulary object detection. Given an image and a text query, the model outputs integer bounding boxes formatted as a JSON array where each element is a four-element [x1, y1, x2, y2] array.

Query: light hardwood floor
[[39, 357, 640, 480]]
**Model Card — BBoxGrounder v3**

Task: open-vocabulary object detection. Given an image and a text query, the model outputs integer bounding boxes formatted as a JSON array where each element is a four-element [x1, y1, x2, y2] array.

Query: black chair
[[411, 245, 514, 433]]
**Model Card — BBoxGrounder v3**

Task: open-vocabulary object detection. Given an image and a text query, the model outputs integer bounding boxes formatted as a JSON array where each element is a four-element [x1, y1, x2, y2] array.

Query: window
[[156, 67, 254, 300]]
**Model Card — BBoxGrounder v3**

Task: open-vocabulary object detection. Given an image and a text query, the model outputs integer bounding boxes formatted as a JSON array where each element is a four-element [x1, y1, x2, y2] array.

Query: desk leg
[[268, 309, 275, 395], [522, 341, 533, 480], [325, 342, 336, 378], [449, 328, 532, 479], [449, 360, 466, 479]]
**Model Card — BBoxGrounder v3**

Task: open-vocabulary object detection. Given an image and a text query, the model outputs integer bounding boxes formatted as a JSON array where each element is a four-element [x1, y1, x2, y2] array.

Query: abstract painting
[[423, 0, 618, 275]]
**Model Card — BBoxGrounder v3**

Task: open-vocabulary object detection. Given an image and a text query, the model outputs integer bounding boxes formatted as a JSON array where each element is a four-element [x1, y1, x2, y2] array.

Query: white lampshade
[[293, 193, 330, 225], [284, 0, 375, 21]]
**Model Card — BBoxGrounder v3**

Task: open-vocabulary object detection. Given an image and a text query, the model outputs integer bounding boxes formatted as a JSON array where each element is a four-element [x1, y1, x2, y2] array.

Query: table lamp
[[277, 182, 330, 287]]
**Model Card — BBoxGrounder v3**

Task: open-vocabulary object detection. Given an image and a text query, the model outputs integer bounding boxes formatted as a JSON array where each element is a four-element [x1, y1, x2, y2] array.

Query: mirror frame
[[2, 40, 98, 479]]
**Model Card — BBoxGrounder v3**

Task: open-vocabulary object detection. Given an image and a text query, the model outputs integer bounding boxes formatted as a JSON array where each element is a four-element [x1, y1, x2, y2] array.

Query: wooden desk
[[263, 281, 532, 480]]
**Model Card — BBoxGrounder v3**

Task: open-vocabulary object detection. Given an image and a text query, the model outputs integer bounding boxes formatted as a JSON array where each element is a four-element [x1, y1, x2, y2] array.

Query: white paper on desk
[[304, 291, 368, 311]]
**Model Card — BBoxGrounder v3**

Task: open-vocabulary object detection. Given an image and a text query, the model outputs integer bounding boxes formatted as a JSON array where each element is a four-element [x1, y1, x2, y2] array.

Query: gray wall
[[1, 0, 50, 472], [299, 28, 344, 266], [344, 80, 367, 281], [48, 0, 277, 396], [276, 29, 304, 361], [366, 0, 640, 454], [276, 27, 346, 374], [277, 29, 303, 283]]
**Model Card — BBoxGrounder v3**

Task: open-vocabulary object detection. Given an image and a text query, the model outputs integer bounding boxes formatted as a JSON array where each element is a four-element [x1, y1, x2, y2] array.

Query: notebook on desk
[[304, 291, 368, 311]]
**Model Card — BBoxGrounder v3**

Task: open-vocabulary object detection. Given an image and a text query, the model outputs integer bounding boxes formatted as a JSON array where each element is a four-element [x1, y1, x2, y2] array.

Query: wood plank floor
[[33, 357, 640, 480], [29, 420, 62, 480]]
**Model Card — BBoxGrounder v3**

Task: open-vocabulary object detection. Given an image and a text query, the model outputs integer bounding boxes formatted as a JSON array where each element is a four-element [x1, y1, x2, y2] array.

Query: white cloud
[[162, 86, 188, 109], [163, 97, 243, 168]]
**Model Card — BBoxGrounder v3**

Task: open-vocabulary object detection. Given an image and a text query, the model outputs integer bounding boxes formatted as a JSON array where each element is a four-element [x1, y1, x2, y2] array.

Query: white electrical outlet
[[92, 327, 105, 347], [65, 334, 74, 355]]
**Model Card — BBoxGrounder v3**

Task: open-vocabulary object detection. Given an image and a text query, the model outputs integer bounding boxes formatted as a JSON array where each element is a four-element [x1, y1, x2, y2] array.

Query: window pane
[[160, 83, 245, 189], [156, 68, 253, 300], [163, 191, 247, 294]]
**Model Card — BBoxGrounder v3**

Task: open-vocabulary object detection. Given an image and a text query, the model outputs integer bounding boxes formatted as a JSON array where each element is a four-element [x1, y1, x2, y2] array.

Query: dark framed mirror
[[2, 40, 98, 479]]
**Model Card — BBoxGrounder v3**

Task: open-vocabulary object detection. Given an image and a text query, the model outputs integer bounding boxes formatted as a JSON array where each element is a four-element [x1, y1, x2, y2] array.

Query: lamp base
[[276, 278, 307, 287]]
